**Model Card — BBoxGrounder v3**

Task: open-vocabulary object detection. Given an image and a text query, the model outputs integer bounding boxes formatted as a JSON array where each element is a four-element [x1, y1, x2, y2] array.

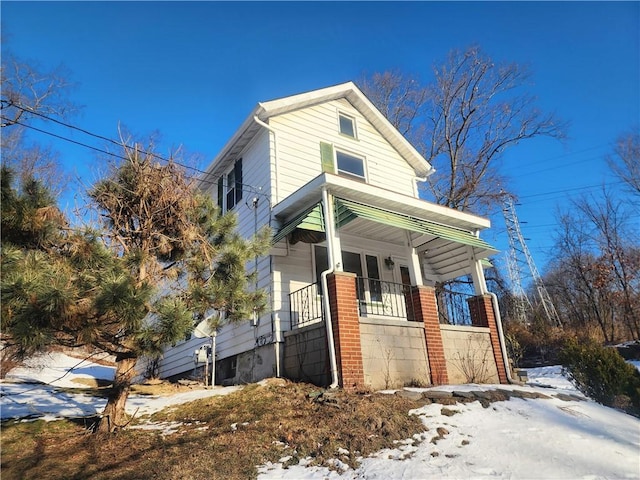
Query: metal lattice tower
[[502, 195, 562, 327]]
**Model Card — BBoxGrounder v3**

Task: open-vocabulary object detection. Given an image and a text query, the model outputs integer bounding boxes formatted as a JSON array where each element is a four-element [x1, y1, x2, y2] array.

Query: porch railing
[[356, 277, 417, 321], [288, 280, 478, 328], [436, 288, 474, 325], [289, 282, 324, 329]]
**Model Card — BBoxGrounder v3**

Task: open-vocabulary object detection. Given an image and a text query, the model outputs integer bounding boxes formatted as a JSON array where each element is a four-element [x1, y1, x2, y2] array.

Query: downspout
[[488, 292, 515, 384], [253, 115, 281, 377], [321, 187, 340, 389], [413, 165, 435, 197], [274, 314, 282, 378], [412, 176, 427, 198]]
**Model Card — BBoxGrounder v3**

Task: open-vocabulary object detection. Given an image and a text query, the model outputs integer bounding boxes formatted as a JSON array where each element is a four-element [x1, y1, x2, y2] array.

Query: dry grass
[[1, 381, 427, 480]]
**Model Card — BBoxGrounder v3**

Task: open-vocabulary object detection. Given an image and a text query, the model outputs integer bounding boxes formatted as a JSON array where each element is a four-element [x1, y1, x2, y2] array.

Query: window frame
[[222, 158, 243, 211], [335, 148, 367, 182], [313, 245, 381, 303], [338, 112, 357, 139]]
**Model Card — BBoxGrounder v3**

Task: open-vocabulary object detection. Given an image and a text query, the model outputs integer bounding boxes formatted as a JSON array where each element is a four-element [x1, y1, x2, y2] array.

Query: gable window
[[218, 159, 242, 211], [338, 113, 356, 138], [336, 150, 366, 181]]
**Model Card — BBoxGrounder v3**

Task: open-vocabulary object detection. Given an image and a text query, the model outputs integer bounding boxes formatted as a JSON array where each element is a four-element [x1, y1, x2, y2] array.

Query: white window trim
[[338, 111, 358, 139], [334, 147, 368, 182]]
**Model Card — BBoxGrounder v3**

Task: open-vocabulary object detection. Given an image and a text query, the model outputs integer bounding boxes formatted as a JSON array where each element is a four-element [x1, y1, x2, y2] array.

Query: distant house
[[155, 82, 510, 390]]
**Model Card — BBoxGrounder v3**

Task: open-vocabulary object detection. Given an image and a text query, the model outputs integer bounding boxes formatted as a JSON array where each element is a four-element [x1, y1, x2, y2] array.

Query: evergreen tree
[[1, 144, 270, 432], [0, 165, 67, 376]]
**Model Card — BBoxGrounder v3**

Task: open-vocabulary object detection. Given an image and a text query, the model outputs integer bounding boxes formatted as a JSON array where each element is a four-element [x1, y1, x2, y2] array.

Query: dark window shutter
[[235, 158, 243, 203], [320, 142, 335, 173], [217, 176, 224, 210]]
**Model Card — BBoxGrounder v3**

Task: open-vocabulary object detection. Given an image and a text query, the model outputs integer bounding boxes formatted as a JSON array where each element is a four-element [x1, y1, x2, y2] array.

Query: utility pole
[[502, 195, 562, 327]]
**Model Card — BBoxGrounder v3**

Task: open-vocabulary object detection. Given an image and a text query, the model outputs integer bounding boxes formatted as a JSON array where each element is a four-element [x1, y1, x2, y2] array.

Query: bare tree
[[0, 52, 76, 128], [360, 70, 427, 138], [608, 131, 640, 196], [362, 46, 567, 214], [546, 190, 640, 342], [1, 50, 76, 194]]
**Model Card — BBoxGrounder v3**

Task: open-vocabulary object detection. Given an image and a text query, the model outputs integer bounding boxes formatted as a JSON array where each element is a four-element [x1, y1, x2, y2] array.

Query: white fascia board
[[197, 105, 266, 189], [272, 173, 491, 231]]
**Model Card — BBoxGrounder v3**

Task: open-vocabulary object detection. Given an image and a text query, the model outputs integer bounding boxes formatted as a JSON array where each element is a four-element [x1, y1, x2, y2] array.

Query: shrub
[[560, 339, 640, 415], [505, 319, 569, 367]]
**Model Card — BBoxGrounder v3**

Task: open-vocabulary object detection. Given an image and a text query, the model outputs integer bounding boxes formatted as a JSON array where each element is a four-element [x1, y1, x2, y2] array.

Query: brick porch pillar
[[326, 272, 364, 391], [411, 285, 449, 385], [468, 295, 509, 384]]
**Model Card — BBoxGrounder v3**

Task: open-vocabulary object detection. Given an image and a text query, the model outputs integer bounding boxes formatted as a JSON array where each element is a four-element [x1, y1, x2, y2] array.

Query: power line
[[1, 115, 129, 161], [519, 181, 625, 200], [507, 143, 612, 179], [0, 106, 269, 199], [2, 99, 183, 169]]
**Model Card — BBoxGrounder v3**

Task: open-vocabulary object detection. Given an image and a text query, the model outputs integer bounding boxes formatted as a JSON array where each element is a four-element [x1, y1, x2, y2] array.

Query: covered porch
[[272, 173, 509, 389]]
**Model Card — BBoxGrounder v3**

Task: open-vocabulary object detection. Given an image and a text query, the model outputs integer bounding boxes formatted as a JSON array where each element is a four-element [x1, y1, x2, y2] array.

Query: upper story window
[[319, 142, 367, 182], [338, 113, 356, 138], [336, 150, 365, 181], [217, 158, 243, 212]]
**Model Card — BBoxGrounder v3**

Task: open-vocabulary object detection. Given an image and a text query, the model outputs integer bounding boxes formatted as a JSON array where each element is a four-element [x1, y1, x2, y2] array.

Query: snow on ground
[[0, 351, 240, 421], [1, 353, 639, 479], [259, 387, 640, 479]]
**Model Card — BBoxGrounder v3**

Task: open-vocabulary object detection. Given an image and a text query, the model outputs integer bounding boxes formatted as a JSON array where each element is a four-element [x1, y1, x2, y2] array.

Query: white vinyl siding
[[270, 98, 418, 200], [214, 128, 273, 360], [161, 95, 425, 379], [159, 129, 274, 375]]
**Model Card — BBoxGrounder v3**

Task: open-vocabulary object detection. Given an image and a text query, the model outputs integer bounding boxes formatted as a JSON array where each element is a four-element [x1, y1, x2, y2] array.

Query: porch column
[[468, 295, 509, 384], [468, 249, 488, 295], [411, 285, 449, 385], [326, 271, 364, 391], [405, 231, 423, 286]]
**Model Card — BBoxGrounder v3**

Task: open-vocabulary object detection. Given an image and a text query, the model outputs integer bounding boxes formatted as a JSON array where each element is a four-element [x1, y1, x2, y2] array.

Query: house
[[154, 82, 510, 390]]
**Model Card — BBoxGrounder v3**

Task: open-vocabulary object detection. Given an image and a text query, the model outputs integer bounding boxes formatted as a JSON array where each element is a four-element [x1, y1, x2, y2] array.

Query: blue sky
[[2, 1, 638, 276]]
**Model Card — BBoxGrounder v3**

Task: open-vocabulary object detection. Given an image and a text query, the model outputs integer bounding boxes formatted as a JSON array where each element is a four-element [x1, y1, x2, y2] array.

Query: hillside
[[1, 353, 639, 479]]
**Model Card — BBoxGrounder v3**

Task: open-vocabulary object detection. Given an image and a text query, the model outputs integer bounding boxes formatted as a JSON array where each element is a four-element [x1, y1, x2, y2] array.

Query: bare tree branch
[[362, 46, 568, 215]]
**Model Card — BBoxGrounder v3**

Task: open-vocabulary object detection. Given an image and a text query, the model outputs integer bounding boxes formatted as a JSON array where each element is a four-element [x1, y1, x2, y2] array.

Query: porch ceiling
[[272, 193, 498, 282]]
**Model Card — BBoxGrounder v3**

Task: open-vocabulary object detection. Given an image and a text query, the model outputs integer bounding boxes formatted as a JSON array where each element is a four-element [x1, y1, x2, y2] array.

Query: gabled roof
[[200, 82, 434, 183]]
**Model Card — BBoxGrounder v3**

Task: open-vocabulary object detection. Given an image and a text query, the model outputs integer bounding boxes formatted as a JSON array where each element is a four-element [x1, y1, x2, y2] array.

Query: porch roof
[[334, 198, 497, 256], [272, 180, 498, 281]]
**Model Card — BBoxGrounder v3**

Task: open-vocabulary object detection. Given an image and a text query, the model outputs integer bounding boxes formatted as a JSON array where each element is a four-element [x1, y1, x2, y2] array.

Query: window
[[366, 254, 382, 302], [223, 159, 243, 211], [313, 246, 380, 301], [338, 113, 356, 138], [217, 176, 224, 209], [336, 150, 366, 180]]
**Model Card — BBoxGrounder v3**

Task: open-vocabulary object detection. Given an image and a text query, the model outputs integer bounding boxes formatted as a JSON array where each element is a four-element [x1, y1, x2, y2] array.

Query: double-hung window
[[217, 159, 243, 211], [336, 150, 366, 181]]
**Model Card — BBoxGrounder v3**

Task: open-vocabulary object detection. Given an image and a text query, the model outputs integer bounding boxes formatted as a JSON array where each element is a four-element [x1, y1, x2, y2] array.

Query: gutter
[[488, 292, 515, 384], [321, 187, 340, 389], [253, 116, 279, 203]]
